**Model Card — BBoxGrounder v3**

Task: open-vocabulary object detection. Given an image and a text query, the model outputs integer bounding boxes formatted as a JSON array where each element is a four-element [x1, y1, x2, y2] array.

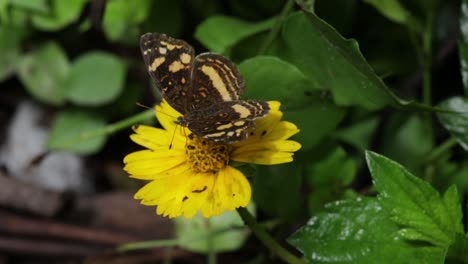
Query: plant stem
[[257, 0, 295, 55], [421, 1, 438, 145], [118, 223, 248, 252], [90, 109, 154, 136], [424, 137, 458, 164], [117, 238, 179, 251], [237, 208, 304, 264], [206, 219, 217, 264], [57, 109, 154, 149]]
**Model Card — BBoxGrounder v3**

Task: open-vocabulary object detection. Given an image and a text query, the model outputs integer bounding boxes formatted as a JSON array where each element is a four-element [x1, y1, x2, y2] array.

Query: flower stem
[[424, 137, 458, 164], [422, 10, 435, 145], [118, 224, 247, 252], [257, 0, 295, 55], [56, 109, 154, 149], [117, 238, 179, 252], [88, 109, 154, 136], [237, 208, 304, 264], [206, 219, 217, 264]]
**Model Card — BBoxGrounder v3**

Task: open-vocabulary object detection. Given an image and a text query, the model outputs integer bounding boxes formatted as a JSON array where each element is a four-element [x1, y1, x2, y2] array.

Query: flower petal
[[231, 151, 295, 165], [123, 150, 187, 179], [155, 100, 183, 131], [231, 101, 301, 165], [134, 166, 250, 218]]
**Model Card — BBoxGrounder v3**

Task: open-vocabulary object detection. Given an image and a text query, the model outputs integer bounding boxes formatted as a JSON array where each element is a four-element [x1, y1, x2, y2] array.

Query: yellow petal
[[231, 150, 296, 165], [123, 149, 187, 179], [155, 100, 183, 131], [232, 140, 301, 155], [233, 102, 299, 148], [133, 165, 251, 218]]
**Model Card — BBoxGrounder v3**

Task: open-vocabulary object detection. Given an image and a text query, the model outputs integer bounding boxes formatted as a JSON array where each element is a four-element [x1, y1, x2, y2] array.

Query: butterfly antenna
[[169, 124, 178, 150], [183, 126, 188, 148], [135, 102, 153, 110]]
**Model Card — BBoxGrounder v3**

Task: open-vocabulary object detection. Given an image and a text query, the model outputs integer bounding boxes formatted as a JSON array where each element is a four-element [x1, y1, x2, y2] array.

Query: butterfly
[[140, 32, 269, 143]]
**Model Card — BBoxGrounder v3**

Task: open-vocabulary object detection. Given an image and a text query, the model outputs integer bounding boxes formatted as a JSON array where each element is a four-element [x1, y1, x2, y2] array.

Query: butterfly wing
[[188, 53, 245, 112], [140, 32, 194, 114], [187, 100, 269, 143]]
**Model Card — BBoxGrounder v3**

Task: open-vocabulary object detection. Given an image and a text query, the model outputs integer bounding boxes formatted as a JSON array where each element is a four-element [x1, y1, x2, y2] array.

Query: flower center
[[186, 133, 230, 173]]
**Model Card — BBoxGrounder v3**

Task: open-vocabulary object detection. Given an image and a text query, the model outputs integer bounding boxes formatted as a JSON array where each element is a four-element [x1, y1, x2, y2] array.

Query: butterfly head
[[175, 116, 189, 127]]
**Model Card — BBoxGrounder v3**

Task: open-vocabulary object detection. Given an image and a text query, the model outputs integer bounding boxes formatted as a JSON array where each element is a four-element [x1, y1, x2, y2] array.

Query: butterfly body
[[140, 32, 269, 143]]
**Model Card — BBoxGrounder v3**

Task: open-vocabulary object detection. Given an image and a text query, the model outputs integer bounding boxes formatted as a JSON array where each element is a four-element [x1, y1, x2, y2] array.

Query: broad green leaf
[[174, 204, 253, 253], [239, 56, 319, 107], [65, 52, 126, 106], [48, 110, 107, 154], [305, 146, 356, 212], [17, 42, 70, 105], [363, 0, 422, 31], [284, 95, 346, 151], [278, 12, 396, 110], [31, 0, 88, 31], [0, 0, 6, 20], [437, 97, 468, 151], [8, 0, 48, 13], [288, 198, 445, 264], [295, 0, 315, 13], [253, 163, 303, 220], [446, 233, 468, 263], [195, 16, 275, 54], [103, 0, 151, 42], [380, 114, 433, 173], [239, 55, 346, 150], [3, 5, 29, 26], [333, 116, 379, 151], [0, 25, 25, 81], [459, 43, 468, 95], [366, 151, 464, 247], [460, 0, 468, 94], [442, 161, 468, 198]]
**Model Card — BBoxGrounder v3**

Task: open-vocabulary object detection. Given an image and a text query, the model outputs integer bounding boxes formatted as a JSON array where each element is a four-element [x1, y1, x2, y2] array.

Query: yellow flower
[[123, 100, 301, 218]]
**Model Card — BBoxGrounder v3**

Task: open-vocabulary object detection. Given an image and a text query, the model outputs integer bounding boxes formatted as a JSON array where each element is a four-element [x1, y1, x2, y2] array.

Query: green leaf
[[48, 110, 107, 154], [459, 42, 468, 95], [31, 0, 88, 31], [380, 114, 433, 173], [461, 0, 468, 94], [174, 204, 253, 253], [3, 5, 29, 26], [278, 11, 396, 110], [288, 198, 446, 264], [65, 52, 127, 106], [446, 233, 468, 263], [195, 15, 275, 54], [437, 97, 468, 151], [284, 95, 346, 151], [102, 0, 151, 42], [252, 163, 303, 220], [8, 0, 48, 13], [363, 0, 422, 31], [0, 25, 25, 81], [333, 116, 379, 151], [17, 42, 70, 105], [238, 55, 346, 151], [366, 151, 464, 247], [305, 146, 356, 212], [238, 56, 319, 107], [440, 161, 468, 198]]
